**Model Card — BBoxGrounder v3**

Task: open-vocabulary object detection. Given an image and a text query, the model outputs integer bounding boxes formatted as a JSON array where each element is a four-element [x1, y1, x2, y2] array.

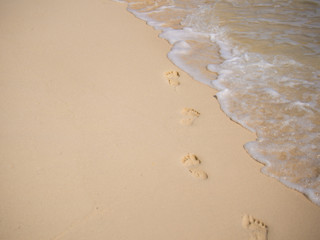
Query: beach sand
[[0, 0, 319, 239]]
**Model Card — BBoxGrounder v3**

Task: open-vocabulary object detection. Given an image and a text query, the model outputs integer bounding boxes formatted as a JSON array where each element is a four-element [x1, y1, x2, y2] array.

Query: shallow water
[[115, 0, 320, 206]]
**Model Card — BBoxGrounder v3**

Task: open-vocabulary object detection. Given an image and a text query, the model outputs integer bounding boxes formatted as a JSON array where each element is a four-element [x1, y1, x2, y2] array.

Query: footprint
[[181, 153, 201, 167], [242, 215, 268, 240], [181, 108, 200, 117], [164, 70, 180, 86], [165, 70, 180, 79], [180, 108, 200, 126], [189, 168, 208, 180], [181, 153, 208, 180], [180, 118, 194, 126]]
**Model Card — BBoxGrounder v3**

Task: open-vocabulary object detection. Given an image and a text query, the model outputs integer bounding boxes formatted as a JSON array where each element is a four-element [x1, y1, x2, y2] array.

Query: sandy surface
[[0, 0, 320, 239]]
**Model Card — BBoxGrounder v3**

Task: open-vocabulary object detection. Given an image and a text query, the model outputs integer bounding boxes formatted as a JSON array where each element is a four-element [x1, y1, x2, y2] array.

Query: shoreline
[[0, 0, 320, 239]]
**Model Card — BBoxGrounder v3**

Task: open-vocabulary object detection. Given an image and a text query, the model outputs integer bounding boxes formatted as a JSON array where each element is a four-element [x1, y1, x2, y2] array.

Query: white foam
[[160, 28, 209, 44]]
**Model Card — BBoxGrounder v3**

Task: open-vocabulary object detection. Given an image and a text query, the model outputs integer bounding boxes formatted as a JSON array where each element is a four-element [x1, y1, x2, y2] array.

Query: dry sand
[[0, 0, 319, 239]]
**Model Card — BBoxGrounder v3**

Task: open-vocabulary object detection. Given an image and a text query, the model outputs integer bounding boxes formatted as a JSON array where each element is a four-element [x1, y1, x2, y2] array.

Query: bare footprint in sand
[[181, 153, 208, 180], [180, 108, 200, 126], [189, 168, 208, 180], [181, 153, 201, 167], [181, 108, 200, 117], [242, 215, 268, 240], [164, 70, 180, 86]]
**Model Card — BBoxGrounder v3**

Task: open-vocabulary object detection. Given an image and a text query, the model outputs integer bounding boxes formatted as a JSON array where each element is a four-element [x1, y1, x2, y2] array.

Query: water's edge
[[114, 0, 320, 207]]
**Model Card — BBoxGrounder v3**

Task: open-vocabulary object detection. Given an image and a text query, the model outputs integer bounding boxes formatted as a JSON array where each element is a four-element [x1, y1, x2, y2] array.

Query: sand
[[0, 0, 319, 239]]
